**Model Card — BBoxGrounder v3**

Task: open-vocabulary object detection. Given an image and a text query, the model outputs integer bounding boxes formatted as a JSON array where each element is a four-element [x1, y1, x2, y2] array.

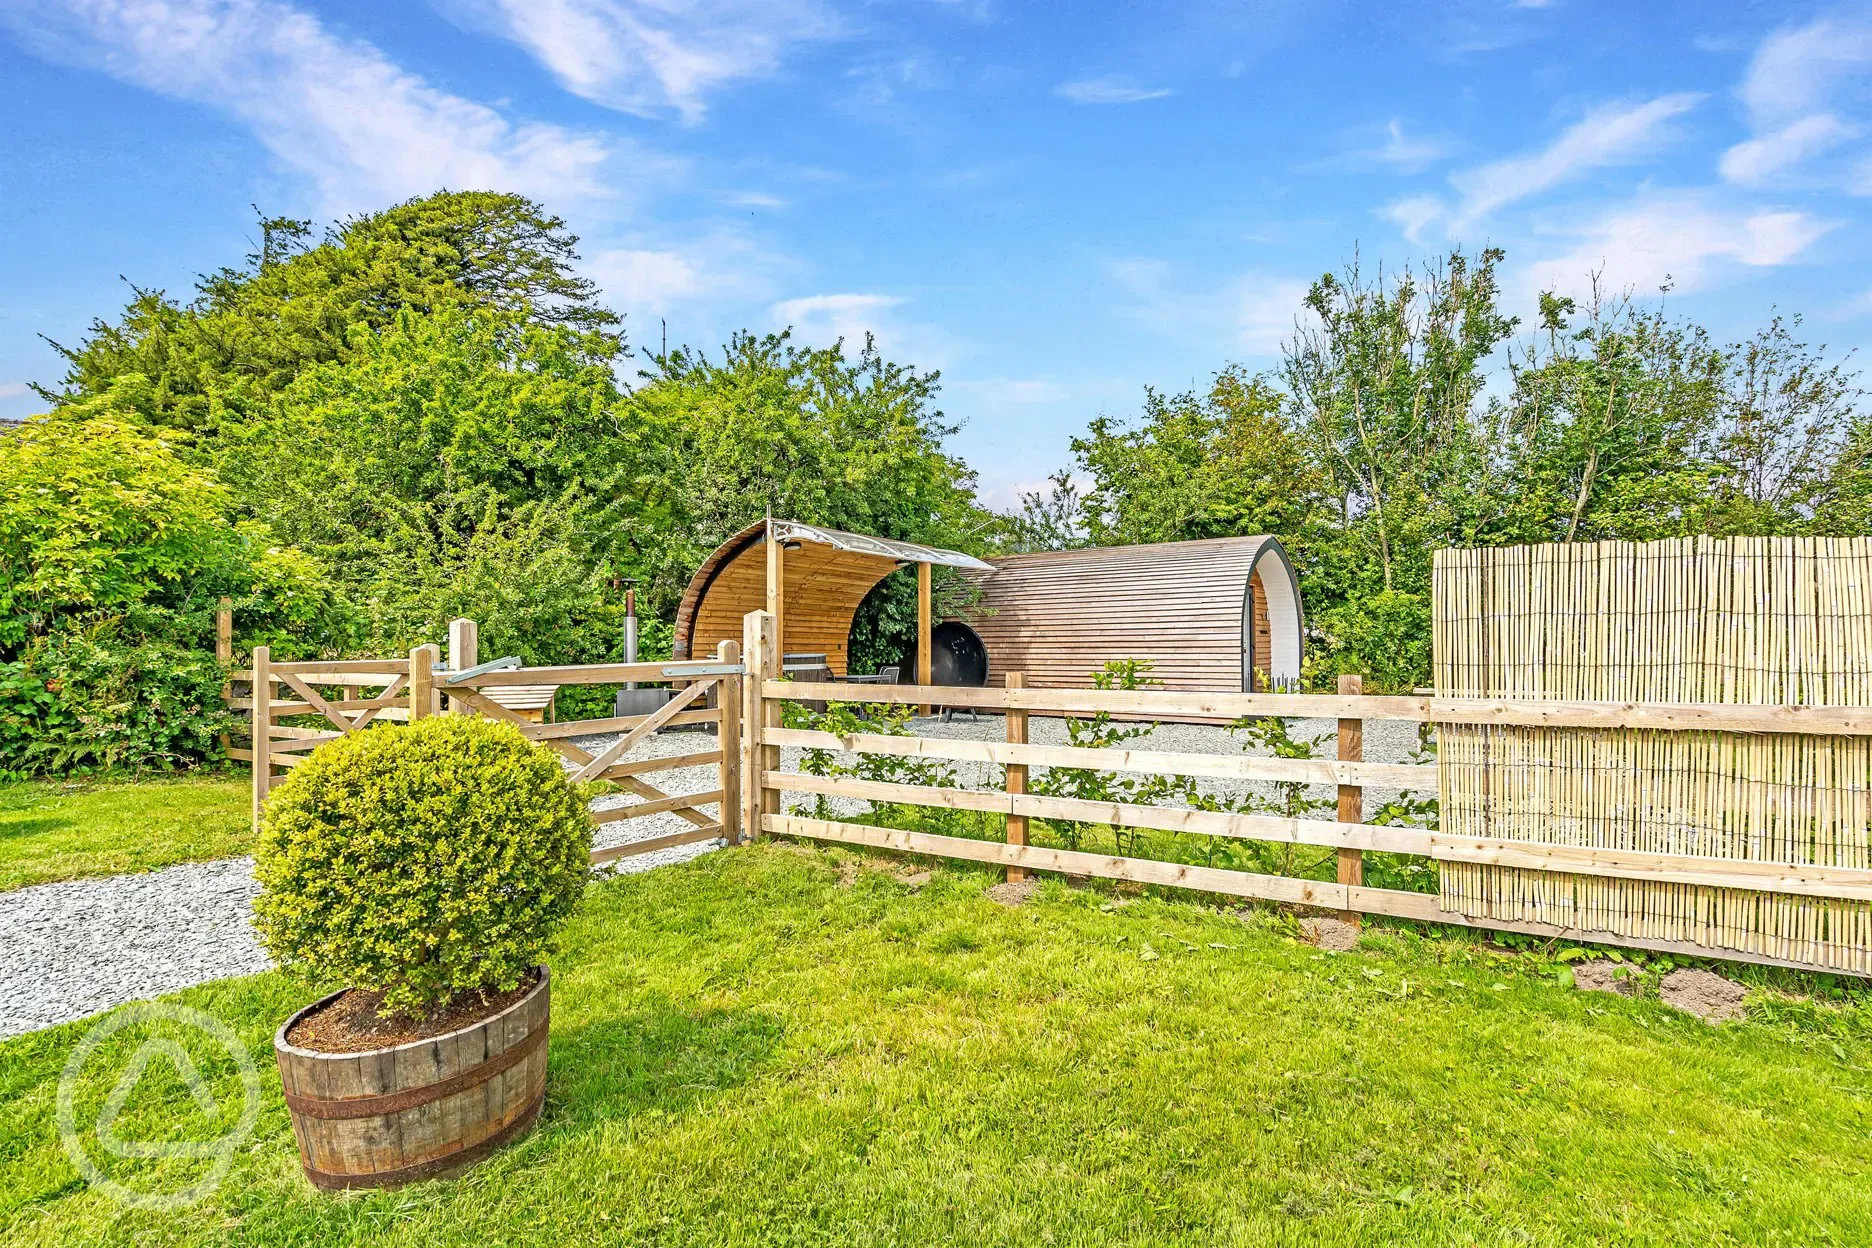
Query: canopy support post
[[917, 560, 932, 715]]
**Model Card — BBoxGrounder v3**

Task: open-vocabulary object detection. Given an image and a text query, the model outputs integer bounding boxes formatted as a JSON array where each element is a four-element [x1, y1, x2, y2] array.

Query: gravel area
[[1, 711, 1429, 1040], [0, 856, 269, 1039]]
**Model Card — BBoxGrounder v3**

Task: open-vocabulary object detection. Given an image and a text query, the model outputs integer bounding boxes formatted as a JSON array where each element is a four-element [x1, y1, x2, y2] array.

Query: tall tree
[[36, 191, 621, 434], [1282, 248, 1516, 592], [1073, 367, 1323, 547]]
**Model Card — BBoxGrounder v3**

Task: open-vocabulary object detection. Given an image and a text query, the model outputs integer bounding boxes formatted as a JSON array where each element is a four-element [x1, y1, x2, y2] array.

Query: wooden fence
[[229, 600, 1872, 976], [237, 621, 744, 867], [736, 609, 1872, 977]]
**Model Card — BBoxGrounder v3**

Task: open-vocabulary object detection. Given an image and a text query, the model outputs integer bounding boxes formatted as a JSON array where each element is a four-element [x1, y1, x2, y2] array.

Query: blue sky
[[3, 1, 1870, 507]]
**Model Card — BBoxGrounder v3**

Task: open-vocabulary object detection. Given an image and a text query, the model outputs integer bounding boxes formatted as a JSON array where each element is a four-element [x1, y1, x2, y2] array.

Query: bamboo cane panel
[[1432, 537, 1872, 972]]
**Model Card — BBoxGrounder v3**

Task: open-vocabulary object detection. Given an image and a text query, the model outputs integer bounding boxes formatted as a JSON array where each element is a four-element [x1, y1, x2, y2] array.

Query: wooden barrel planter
[[273, 967, 550, 1190]]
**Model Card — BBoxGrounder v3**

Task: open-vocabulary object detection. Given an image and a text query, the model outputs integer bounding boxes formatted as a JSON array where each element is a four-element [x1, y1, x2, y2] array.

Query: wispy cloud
[[1371, 119, 1455, 172], [1448, 93, 1703, 227], [3, 0, 619, 214], [1521, 189, 1833, 302], [1381, 194, 1446, 245], [1108, 258, 1310, 356], [1055, 77, 1174, 105], [445, 0, 841, 124], [769, 293, 963, 371], [1720, 114, 1856, 186], [1720, 16, 1872, 190], [0, 382, 32, 400], [1738, 15, 1872, 127]]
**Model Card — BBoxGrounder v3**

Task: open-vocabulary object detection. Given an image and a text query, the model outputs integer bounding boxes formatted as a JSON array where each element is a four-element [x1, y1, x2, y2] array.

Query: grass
[[0, 772, 250, 892], [4, 843, 1871, 1246]]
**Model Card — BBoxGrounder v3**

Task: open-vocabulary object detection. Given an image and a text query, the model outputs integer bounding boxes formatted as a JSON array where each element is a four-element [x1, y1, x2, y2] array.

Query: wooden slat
[[767, 769, 1431, 852], [523, 710, 719, 740], [598, 750, 723, 780], [614, 775, 720, 830], [764, 771, 1872, 901], [276, 672, 361, 735], [762, 817, 1854, 976], [762, 727, 1436, 787], [588, 824, 726, 865], [591, 788, 726, 826], [570, 678, 717, 784], [268, 659, 412, 676], [461, 661, 739, 688], [765, 681, 1872, 735]]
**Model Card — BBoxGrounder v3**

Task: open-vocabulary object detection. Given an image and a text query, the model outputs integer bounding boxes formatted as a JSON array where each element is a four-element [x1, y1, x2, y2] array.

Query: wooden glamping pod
[[673, 519, 994, 680], [963, 536, 1305, 691]]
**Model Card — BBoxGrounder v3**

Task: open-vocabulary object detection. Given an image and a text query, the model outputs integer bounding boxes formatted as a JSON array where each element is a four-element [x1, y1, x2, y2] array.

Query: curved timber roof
[[673, 519, 990, 674], [962, 535, 1305, 692]]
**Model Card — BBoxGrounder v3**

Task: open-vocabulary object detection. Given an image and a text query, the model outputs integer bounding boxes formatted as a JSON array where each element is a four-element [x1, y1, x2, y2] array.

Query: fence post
[[1004, 672, 1028, 882], [742, 610, 778, 840], [251, 644, 271, 832], [217, 596, 234, 756], [410, 645, 436, 722], [448, 618, 478, 714], [1337, 673, 1364, 925], [716, 639, 743, 844]]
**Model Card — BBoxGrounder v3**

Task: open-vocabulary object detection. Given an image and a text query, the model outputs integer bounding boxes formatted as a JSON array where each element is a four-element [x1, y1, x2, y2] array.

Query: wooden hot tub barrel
[[273, 968, 550, 1189]]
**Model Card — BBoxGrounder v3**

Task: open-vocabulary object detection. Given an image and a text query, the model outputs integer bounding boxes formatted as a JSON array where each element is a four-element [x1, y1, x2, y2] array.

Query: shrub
[[253, 715, 592, 1016]]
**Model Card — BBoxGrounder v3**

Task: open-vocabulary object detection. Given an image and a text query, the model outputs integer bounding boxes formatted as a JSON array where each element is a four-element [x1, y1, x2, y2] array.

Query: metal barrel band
[[299, 1094, 544, 1190], [282, 1023, 547, 1121]]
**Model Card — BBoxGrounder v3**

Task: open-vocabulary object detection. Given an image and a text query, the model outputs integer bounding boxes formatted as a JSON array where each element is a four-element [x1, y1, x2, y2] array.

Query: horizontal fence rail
[[767, 680, 1872, 736], [746, 613, 1872, 977]]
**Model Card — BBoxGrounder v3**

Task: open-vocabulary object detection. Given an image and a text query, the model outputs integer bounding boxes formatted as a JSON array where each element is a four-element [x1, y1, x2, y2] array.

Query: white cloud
[[1719, 113, 1855, 186], [1108, 258, 1310, 356], [1372, 119, 1452, 172], [728, 191, 788, 209], [1739, 16, 1872, 128], [1236, 278, 1312, 355], [1721, 17, 1872, 190], [1381, 193, 1447, 245], [768, 293, 961, 370], [1449, 93, 1703, 228], [1055, 77, 1174, 105], [1521, 190, 1834, 301], [0, 382, 31, 400], [4, 0, 617, 214], [587, 230, 785, 317], [448, 0, 840, 124]]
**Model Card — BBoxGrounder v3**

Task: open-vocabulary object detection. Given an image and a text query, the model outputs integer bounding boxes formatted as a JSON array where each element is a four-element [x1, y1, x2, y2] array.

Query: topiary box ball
[[252, 715, 592, 1016]]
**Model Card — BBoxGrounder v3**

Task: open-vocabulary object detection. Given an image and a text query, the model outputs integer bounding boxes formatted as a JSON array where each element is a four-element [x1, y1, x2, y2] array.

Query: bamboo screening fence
[[1434, 536, 1872, 975]]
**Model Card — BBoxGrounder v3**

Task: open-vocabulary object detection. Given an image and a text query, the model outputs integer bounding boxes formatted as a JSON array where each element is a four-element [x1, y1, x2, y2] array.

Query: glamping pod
[[961, 536, 1304, 692], [673, 519, 993, 677]]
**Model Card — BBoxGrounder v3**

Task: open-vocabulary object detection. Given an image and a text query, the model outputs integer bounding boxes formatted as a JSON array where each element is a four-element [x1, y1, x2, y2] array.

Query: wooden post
[[251, 644, 271, 831], [742, 610, 779, 839], [716, 639, 743, 844], [766, 522, 785, 666], [410, 645, 436, 722], [1004, 672, 1028, 882], [916, 560, 932, 716], [217, 596, 234, 755], [448, 618, 478, 714], [1337, 673, 1364, 925]]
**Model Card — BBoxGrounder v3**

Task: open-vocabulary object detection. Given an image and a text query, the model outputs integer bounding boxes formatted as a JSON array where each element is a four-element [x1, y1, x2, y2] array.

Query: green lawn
[[0, 772, 251, 892], [4, 844, 1870, 1246]]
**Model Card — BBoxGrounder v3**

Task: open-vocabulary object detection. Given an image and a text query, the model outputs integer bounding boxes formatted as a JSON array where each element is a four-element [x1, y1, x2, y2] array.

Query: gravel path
[[0, 713, 1432, 1040], [0, 857, 269, 1040]]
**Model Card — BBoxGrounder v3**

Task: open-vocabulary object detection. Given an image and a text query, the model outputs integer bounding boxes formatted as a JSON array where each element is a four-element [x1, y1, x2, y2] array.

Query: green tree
[[37, 191, 620, 434], [1283, 248, 1516, 594], [1074, 366, 1324, 547]]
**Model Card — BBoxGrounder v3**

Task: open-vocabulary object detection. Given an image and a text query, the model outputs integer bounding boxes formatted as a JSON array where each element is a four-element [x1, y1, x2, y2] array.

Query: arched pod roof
[[960, 536, 1304, 692], [673, 519, 991, 674]]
